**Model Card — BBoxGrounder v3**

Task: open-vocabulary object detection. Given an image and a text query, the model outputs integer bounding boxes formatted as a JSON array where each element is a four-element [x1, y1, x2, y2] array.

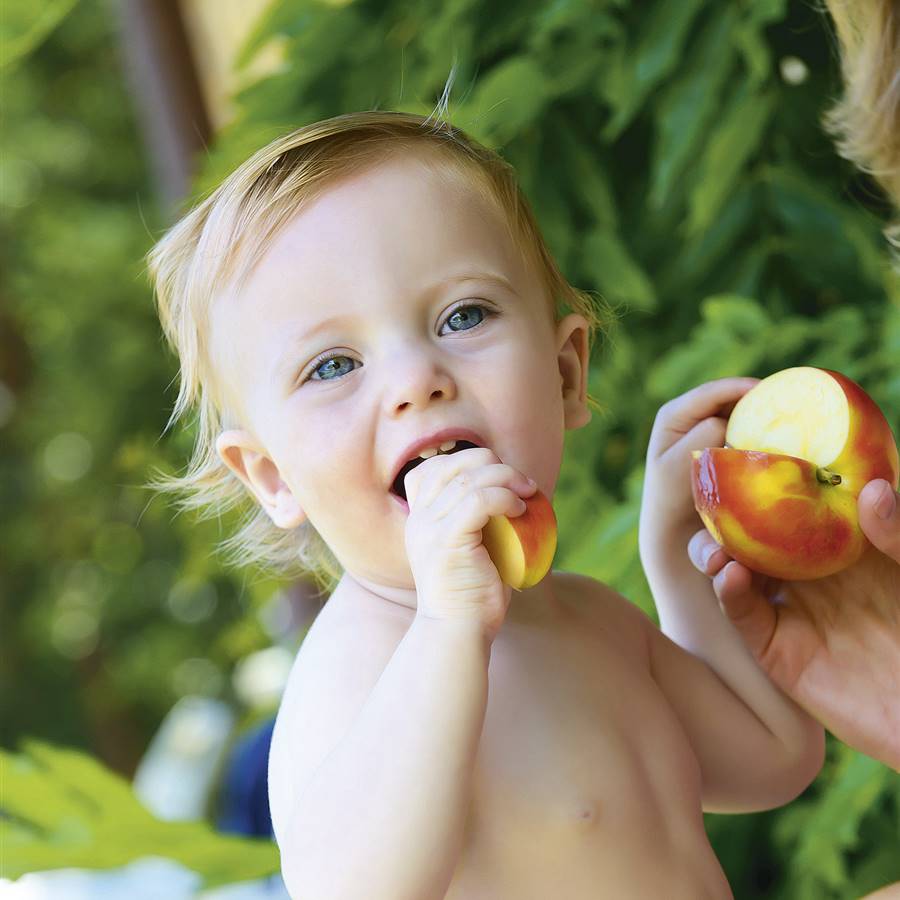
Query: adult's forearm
[[281, 614, 491, 900]]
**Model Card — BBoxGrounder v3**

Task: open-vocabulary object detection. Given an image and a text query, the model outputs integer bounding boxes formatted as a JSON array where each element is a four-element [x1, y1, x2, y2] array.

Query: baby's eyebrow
[[274, 270, 516, 380]]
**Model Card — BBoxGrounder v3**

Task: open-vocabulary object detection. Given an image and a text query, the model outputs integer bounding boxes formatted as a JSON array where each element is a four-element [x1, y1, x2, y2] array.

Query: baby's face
[[212, 151, 590, 599]]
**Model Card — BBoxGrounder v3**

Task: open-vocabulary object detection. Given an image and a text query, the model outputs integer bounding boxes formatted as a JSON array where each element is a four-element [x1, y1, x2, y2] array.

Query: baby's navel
[[570, 801, 599, 829]]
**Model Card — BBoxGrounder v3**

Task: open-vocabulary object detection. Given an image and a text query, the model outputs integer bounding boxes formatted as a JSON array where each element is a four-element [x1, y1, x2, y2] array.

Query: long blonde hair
[[144, 109, 616, 588], [821, 0, 900, 253]]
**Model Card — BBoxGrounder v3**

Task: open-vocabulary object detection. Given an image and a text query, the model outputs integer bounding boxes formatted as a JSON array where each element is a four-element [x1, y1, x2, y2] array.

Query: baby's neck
[[330, 569, 565, 628]]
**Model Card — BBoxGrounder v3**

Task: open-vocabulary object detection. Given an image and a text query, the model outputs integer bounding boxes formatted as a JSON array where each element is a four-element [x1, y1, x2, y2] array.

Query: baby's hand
[[404, 447, 537, 642], [639, 377, 761, 558]]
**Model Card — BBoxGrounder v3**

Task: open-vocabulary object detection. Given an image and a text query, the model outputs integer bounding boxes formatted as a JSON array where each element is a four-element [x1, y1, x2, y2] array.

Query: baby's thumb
[[858, 479, 900, 563]]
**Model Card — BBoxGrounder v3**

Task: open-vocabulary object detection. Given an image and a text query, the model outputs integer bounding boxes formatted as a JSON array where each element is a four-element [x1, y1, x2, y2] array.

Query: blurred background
[[1, 0, 898, 897]]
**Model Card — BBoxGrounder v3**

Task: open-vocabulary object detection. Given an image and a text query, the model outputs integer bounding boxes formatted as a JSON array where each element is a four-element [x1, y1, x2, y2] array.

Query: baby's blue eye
[[311, 355, 357, 381], [443, 304, 485, 332], [304, 302, 494, 384]]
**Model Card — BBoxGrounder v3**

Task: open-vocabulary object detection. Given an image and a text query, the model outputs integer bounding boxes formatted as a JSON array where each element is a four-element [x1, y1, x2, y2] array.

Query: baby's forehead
[[271, 158, 510, 257], [237, 160, 524, 302]]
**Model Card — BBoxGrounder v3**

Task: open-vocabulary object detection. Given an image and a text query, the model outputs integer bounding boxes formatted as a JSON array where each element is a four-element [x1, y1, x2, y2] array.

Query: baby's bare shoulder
[[554, 570, 652, 649], [553, 571, 654, 664], [267, 593, 410, 844]]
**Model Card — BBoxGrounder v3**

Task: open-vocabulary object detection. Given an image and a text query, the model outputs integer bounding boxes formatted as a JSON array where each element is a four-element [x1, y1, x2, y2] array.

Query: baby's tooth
[[439, 440, 457, 452], [418, 447, 439, 459]]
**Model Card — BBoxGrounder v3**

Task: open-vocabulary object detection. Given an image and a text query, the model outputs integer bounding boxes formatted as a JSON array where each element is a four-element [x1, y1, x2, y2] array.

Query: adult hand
[[857, 478, 900, 560], [689, 479, 900, 771]]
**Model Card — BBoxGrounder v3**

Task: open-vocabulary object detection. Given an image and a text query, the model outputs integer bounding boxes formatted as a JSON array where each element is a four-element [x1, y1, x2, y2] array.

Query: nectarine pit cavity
[[392, 440, 480, 500]]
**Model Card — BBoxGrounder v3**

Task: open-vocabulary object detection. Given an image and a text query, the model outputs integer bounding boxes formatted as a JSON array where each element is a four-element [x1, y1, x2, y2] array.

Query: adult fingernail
[[875, 482, 896, 519], [701, 545, 718, 570]]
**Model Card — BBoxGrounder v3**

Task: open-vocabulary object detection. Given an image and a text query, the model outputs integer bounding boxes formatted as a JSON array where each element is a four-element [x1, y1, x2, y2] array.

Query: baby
[[146, 110, 825, 899]]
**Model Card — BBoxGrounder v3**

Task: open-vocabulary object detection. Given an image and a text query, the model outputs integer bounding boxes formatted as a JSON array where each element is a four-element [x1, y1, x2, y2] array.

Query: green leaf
[[776, 747, 890, 895], [0, 0, 81, 73], [599, 0, 707, 141], [461, 56, 549, 148], [580, 227, 657, 311], [649, 7, 740, 210], [702, 294, 772, 334], [738, 0, 789, 82], [646, 295, 770, 397], [658, 183, 757, 294], [729, 0, 789, 89], [0, 740, 279, 887], [764, 164, 887, 291], [0, 741, 155, 833], [805, 307, 869, 376], [562, 495, 640, 586], [684, 85, 775, 238], [762, 317, 812, 362], [553, 120, 620, 230], [528, 167, 576, 276], [528, 9, 622, 99]]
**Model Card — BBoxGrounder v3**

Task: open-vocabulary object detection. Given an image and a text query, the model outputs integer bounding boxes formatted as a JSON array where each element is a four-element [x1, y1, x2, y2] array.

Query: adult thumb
[[858, 479, 900, 562]]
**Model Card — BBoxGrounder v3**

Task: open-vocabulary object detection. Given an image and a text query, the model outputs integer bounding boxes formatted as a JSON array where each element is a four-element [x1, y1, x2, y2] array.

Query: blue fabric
[[217, 716, 276, 839]]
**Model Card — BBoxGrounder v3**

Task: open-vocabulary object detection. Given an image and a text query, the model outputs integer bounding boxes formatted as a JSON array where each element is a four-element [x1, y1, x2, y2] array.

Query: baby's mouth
[[390, 440, 481, 501]]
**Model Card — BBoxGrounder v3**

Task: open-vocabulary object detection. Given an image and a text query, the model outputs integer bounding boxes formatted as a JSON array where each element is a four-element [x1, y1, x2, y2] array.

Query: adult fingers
[[687, 528, 730, 576], [712, 561, 780, 664], [687, 529, 780, 663], [858, 479, 900, 563]]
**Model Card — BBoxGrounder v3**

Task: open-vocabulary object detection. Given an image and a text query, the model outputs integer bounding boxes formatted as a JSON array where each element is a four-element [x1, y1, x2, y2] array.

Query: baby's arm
[[273, 448, 534, 899], [638, 379, 825, 810], [272, 614, 491, 900]]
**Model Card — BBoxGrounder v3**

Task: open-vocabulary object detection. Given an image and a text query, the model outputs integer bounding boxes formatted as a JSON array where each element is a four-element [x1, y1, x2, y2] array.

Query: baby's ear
[[556, 314, 592, 430], [215, 430, 306, 529]]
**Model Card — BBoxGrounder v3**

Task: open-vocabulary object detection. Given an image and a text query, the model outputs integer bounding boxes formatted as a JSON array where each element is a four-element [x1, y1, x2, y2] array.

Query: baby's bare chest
[[446, 616, 721, 898], [479, 619, 698, 819]]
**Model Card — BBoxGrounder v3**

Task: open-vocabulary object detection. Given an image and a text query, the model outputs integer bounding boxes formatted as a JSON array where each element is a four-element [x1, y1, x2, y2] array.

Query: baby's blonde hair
[[821, 0, 900, 254], [145, 109, 616, 589]]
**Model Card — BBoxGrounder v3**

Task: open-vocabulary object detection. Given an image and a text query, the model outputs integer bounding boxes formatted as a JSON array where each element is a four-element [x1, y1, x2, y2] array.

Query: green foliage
[[773, 747, 898, 898], [4, 0, 899, 895], [0, 0, 81, 73], [0, 741, 279, 886]]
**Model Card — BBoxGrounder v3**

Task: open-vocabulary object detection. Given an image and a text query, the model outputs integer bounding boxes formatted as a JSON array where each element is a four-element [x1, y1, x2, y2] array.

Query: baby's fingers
[[648, 377, 760, 460]]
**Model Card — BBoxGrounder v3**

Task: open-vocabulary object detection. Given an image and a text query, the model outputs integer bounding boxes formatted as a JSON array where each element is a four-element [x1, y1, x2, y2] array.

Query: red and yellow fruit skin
[[482, 489, 558, 591], [814, 369, 900, 495], [691, 367, 899, 582], [691, 448, 863, 580]]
